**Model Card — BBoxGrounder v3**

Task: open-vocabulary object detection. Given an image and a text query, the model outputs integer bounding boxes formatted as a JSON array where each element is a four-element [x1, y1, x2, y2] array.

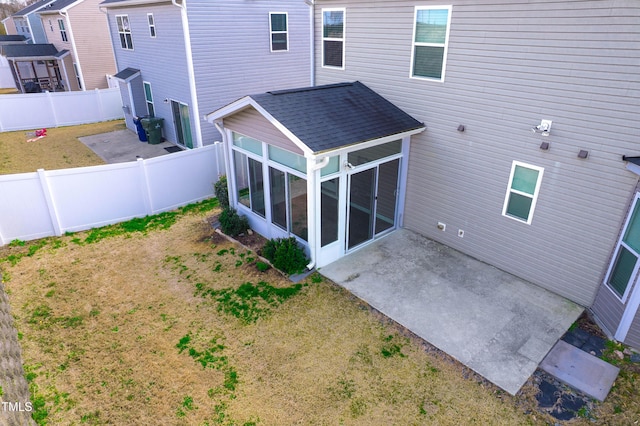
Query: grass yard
[[1, 201, 639, 425], [0, 120, 125, 175]]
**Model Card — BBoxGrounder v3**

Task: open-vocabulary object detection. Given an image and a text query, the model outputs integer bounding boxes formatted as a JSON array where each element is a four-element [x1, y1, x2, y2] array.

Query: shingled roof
[[1, 44, 67, 59], [248, 82, 424, 153]]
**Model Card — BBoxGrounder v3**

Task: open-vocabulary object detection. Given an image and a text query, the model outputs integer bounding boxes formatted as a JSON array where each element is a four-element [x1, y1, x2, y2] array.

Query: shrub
[[214, 175, 230, 209], [262, 237, 308, 275], [219, 208, 249, 237], [256, 261, 271, 272]]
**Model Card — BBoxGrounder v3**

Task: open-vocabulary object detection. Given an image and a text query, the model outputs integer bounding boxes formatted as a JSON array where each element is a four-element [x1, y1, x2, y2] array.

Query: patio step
[[539, 340, 619, 401]]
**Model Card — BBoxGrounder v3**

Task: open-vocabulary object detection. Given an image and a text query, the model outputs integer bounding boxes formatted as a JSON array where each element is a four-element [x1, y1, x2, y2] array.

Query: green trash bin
[[146, 117, 164, 145]]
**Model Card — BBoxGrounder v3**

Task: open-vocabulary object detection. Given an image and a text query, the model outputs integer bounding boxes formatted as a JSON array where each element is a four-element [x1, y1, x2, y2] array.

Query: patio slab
[[319, 228, 584, 395], [79, 129, 179, 164]]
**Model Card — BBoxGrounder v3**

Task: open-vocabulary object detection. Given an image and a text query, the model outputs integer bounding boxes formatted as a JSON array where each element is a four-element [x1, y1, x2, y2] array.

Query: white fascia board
[[206, 97, 314, 157], [101, 0, 171, 8], [312, 126, 426, 156]]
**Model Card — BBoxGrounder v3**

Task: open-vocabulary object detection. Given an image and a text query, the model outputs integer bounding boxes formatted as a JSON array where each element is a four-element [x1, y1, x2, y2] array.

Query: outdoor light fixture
[[344, 161, 355, 170], [531, 119, 552, 136]]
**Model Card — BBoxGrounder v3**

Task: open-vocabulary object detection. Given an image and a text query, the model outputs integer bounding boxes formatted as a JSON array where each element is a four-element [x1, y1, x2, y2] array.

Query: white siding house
[[310, 0, 640, 348], [102, 0, 312, 149]]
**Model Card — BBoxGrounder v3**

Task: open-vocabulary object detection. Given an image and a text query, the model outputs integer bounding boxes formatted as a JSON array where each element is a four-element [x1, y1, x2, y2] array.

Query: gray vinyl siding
[[27, 14, 47, 43], [626, 312, 640, 349], [224, 107, 305, 156], [106, 5, 193, 145], [187, 0, 311, 146], [315, 0, 640, 307]]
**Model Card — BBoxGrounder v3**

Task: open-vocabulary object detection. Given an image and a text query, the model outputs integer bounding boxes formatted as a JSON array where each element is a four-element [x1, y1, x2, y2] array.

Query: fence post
[[95, 88, 105, 121], [137, 158, 153, 215], [46, 91, 60, 128], [37, 169, 63, 236], [0, 225, 5, 246]]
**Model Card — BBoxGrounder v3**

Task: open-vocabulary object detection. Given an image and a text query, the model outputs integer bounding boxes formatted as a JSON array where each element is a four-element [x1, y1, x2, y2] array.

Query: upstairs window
[[58, 19, 68, 42], [502, 161, 544, 224], [411, 6, 451, 81], [116, 15, 133, 50], [322, 8, 345, 69], [147, 13, 156, 38], [269, 12, 288, 51]]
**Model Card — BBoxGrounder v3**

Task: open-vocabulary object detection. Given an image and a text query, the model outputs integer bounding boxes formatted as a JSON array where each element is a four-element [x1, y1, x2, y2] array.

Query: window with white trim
[[502, 161, 544, 224], [410, 6, 451, 81], [143, 81, 154, 116], [322, 8, 345, 68], [605, 194, 640, 301], [269, 12, 288, 51], [58, 19, 68, 42], [147, 13, 156, 38], [116, 15, 133, 50]]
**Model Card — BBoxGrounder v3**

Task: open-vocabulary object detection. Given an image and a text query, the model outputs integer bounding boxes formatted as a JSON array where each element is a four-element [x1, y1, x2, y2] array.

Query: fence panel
[[0, 172, 54, 244], [0, 146, 224, 246], [0, 88, 124, 132]]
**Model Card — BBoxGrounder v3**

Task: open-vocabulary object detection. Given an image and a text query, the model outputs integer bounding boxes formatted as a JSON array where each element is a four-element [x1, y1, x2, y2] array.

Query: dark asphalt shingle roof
[[13, 0, 55, 16], [249, 81, 424, 153], [113, 67, 140, 81], [1, 43, 60, 58], [0, 35, 28, 43], [38, 0, 79, 13]]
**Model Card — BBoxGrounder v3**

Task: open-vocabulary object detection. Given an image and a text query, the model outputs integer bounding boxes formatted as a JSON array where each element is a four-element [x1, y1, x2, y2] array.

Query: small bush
[[219, 208, 249, 237], [214, 176, 230, 209], [256, 261, 271, 272], [262, 237, 309, 275]]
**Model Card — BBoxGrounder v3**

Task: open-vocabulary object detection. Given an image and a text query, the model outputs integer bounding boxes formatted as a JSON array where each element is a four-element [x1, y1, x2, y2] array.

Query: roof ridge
[[266, 82, 356, 96]]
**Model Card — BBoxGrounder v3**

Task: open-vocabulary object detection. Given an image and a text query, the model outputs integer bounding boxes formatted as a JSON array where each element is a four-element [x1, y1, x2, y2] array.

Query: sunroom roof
[[209, 81, 425, 154]]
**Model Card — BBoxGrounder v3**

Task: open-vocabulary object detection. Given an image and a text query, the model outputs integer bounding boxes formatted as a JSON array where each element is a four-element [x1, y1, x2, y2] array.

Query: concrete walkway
[[319, 229, 583, 395], [78, 129, 179, 164]]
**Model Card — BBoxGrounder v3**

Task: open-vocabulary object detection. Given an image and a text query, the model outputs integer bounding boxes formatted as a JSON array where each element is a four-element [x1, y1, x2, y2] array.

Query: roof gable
[[13, 0, 56, 16], [209, 82, 425, 155]]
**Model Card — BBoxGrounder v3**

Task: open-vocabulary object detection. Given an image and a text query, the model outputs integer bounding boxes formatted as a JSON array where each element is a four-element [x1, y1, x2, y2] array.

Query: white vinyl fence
[[0, 144, 225, 245], [0, 88, 124, 132]]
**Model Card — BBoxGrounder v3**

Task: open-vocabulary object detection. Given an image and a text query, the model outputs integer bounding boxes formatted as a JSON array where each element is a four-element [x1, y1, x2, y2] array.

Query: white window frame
[[269, 12, 288, 52], [603, 193, 640, 303], [116, 15, 133, 50], [143, 81, 154, 116], [321, 8, 345, 70], [410, 5, 452, 82], [147, 13, 156, 38], [501, 161, 544, 225], [58, 18, 68, 42]]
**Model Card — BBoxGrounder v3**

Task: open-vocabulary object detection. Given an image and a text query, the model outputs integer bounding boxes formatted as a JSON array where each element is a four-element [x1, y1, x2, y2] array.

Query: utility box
[[141, 117, 164, 144]]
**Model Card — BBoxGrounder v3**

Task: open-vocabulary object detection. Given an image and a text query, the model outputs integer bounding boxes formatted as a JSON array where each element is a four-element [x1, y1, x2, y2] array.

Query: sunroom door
[[347, 159, 400, 250]]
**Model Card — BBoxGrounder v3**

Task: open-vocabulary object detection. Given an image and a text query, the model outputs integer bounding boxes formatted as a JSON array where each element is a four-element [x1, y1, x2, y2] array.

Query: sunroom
[[206, 82, 425, 269]]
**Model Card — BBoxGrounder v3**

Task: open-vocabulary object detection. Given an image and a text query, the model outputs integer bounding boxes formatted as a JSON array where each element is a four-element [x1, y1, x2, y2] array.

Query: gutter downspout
[[305, 155, 330, 270], [59, 11, 85, 91], [172, 0, 203, 148], [305, 0, 315, 86]]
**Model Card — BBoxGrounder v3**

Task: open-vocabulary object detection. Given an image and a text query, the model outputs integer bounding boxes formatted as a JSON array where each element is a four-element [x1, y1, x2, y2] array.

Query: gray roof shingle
[[1, 44, 60, 58], [249, 81, 424, 153]]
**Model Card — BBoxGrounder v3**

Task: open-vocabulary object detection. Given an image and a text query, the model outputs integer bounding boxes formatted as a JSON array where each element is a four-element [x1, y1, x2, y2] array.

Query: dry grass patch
[[0, 120, 125, 175], [2, 204, 637, 424]]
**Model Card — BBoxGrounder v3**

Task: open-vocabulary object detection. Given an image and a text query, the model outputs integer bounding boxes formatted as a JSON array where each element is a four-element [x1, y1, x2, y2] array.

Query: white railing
[[0, 88, 124, 132], [0, 143, 225, 245]]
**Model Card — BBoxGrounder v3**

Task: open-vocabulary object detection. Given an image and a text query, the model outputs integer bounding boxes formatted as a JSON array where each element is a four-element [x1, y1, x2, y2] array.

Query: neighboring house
[[1, 42, 74, 92], [4, 0, 56, 43], [209, 1, 640, 349], [101, 0, 311, 149], [37, 0, 116, 90], [0, 35, 28, 88]]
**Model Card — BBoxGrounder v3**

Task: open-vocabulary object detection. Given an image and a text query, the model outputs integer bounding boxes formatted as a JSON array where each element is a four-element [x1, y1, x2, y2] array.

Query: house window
[[269, 12, 288, 51], [605, 194, 640, 301], [73, 63, 82, 90], [270, 167, 308, 241], [116, 15, 133, 50], [147, 13, 156, 38], [58, 19, 68, 42], [322, 8, 345, 68], [48, 19, 54, 32], [143, 82, 154, 116], [502, 161, 544, 224], [411, 6, 451, 81]]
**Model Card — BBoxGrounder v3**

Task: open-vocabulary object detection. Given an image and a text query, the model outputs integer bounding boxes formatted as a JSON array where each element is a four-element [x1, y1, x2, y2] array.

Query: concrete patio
[[319, 228, 584, 395], [78, 129, 180, 164]]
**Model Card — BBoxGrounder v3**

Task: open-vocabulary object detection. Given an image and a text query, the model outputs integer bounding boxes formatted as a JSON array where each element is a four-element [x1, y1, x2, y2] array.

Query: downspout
[[172, 0, 203, 148], [98, 6, 119, 84], [305, 0, 315, 86], [59, 11, 85, 90], [305, 155, 330, 270]]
